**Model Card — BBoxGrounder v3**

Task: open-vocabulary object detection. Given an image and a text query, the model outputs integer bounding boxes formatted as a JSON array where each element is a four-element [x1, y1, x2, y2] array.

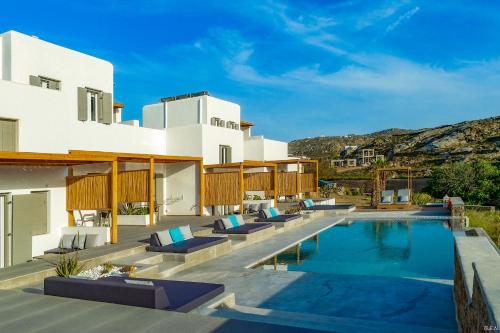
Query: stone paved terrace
[[0, 288, 326, 333], [0, 214, 255, 289]]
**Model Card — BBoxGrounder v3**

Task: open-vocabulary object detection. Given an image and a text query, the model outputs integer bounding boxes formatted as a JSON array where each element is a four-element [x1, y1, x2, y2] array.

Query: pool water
[[259, 220, 457, 331]]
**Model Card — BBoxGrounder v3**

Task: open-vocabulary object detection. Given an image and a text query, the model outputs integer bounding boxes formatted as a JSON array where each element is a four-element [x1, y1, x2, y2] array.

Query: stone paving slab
[[0, 289, 327, 333]]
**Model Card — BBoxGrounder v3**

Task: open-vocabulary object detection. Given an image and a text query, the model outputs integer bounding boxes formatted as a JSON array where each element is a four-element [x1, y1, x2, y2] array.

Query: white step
[[212, 304, 457, 333]]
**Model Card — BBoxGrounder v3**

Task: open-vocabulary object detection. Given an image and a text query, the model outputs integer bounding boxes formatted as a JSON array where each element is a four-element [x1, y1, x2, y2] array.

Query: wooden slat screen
[[118, 169, 149, 203], [278, 172, 297, 195], [244, 172, 274, 193], [66, 174, 110, 210], [300, 173, 316, 193], [205, 172, 240, 205]]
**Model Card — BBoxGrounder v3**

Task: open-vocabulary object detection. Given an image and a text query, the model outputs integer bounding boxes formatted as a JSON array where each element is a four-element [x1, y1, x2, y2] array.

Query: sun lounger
[[44, 276, 224, 313], [299, 199, 355, 211], [148, 225, 228, 253], [214, 215, 272, 234], [254, 208, 301, 222], [379, 190, 395, 205], [397, 189, 411, 205]]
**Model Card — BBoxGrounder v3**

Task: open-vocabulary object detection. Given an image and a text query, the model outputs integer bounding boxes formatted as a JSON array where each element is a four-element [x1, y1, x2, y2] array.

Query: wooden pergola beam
[[69, 150, 202, 163], [204, 160, 276, 169], [0, 151, 115, 165], [267, 159, 318, 164]]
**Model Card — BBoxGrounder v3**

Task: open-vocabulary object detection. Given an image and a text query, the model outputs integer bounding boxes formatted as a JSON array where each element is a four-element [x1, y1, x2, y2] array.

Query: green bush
[[350, 187, 362, 196], [56, 253, 85, 277], [467, 210, 500, 246], [426, 160, 499, 205], [412, 192, 433, 205]]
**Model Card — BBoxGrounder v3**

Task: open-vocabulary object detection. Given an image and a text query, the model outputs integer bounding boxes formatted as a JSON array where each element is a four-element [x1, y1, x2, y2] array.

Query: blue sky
[[2, 0, 500, 141]]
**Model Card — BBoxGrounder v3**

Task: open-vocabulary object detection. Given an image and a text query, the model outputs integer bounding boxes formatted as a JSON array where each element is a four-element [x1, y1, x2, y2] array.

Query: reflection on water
[[258, 220, 454, 280]]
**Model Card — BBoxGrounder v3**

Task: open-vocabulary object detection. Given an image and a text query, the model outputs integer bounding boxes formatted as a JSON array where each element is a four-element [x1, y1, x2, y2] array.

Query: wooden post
[[296, 160, 301, 199], [67, 166, 75, 226], [315, 160, 319, 197], [274, 255, 277, 271], [111, 159, 118, 244], [315, 234, 319, 250], [149, 157, 155, 226], [199, 160, 205, 216], [239, 163, 244, 214], [273, 164, 278, 207]]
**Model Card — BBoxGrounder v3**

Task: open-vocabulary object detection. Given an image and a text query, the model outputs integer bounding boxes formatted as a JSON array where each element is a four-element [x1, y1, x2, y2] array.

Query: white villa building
[[0, 30, 300, 266]]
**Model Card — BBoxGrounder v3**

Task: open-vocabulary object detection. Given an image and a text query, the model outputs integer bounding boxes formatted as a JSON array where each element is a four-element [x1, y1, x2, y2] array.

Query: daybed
[[44, 276, 224, 313]]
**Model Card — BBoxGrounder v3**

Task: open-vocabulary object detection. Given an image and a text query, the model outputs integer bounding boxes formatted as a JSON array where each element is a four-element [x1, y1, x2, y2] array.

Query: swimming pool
[[257, 220, 457, 331]]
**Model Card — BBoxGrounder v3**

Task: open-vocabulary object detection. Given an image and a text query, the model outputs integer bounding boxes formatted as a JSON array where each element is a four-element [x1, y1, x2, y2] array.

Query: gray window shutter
[[29, 75, 41, 87], [77, 87, 88, 121], [99, 92, 112, 124], [227, 147, 232, 163], [48, 80, 59, 90]]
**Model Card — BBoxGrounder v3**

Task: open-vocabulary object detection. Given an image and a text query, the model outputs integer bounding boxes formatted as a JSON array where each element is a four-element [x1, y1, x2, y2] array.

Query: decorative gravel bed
[[77, 265, 129, 280]]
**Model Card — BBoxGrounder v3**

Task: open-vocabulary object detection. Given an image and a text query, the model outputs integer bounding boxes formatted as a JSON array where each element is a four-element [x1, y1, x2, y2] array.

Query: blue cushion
[[228, 215, 240, 227], [306, 199, 314, 207], [169, 227, 185, 243], [269, 207, 278, 217]]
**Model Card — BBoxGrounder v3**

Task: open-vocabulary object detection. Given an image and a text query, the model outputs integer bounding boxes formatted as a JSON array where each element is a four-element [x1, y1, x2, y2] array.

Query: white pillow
[[262, 208, 272, 218], [156, 230, 173, 246], [179, 225, 193, 240], [399, 195, 409, 202], [61, 234, 75, 249], [74, 233, 86, 250], [221, 218, 233, 229], [85, 234, 99, 249], [235, 215, 245, 226], [381, 196, 392, 203]]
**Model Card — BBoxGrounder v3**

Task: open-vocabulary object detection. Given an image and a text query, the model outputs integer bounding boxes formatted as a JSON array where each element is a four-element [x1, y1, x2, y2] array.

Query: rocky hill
[[289, 116, 500, 173]]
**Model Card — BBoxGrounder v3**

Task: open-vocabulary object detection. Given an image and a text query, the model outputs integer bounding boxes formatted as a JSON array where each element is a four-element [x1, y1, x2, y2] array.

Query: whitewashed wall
[[0, 166, 67, 257]]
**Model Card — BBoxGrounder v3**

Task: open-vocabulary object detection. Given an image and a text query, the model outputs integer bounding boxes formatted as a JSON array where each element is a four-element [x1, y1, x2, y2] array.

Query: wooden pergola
[[204, 160, 278, 210], [0, 150, 203, 245], [69, 151, 204, 234], [373, 166, 413, 209], [0, 151, 118, 241], [268, 159, 320, 196], [203, 159, 319, 211]]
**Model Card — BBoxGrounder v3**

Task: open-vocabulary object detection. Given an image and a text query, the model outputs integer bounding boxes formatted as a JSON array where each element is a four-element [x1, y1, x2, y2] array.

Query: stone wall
[[454, 237, 499, 332]]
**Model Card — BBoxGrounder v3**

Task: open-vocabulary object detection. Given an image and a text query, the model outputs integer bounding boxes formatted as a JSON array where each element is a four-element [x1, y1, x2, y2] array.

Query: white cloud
[[385, 6, 420, 32]]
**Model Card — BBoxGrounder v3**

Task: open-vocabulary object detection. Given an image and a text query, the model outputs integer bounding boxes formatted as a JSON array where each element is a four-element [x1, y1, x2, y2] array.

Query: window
[[219, 145, 232, 164], [0, 118, 18, 151], [29, 75, 60, 90], [88, 91, 99, 122]]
